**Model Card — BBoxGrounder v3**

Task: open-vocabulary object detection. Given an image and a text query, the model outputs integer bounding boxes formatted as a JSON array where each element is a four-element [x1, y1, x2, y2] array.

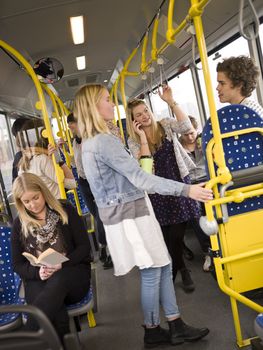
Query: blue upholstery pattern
[[59, 149, 90, 215], [66, 287, 93, 312], [67, 167, 89, 215], [0, 226, 24, 327], [202, 105, 263, 216]]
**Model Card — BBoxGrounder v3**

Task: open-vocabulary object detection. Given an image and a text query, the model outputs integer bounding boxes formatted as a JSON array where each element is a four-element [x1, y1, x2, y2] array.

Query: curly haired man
[[216, 55, 263, 117]]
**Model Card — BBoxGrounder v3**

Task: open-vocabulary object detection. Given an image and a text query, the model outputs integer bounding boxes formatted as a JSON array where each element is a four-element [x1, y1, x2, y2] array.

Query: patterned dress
[[149, 137, 201, 226]]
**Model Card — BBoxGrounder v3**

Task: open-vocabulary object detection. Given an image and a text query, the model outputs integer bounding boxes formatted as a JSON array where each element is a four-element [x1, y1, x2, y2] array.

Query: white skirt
[[104, 196, 171, 276]]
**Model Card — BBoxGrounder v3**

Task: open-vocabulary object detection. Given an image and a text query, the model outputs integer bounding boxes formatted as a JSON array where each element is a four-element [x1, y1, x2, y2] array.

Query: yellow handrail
[[151, 15, 159, 61], [141, 32, 149, 73], [0, 39, 66, 199], [44, 88, 82, 216], [191, 0, 230, 185]]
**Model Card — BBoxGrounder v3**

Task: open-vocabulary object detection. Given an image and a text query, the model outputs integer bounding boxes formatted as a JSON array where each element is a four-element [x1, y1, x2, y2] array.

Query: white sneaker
[[203, 255, 212, 272]]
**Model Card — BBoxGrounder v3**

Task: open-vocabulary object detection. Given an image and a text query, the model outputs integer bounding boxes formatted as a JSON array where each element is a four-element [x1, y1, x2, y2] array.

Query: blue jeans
[[140, 263, 180, 326]]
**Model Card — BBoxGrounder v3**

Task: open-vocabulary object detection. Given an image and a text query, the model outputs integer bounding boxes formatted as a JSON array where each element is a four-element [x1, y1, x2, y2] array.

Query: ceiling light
[[70, 16, 84, 44], [104, 79, 108, 83], [76, 56, 86, 70]]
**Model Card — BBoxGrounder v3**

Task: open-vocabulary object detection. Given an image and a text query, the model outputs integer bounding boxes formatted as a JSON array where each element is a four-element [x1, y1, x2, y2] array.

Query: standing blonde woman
[[74, 83, 212, 348], [126, 85, 203, 292], [11, 173, 91, 342]]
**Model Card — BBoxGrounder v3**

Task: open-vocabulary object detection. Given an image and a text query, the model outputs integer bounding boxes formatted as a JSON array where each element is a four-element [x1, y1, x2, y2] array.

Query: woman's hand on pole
[[188, 183, 213, 202], [158, 83, 174, 106]]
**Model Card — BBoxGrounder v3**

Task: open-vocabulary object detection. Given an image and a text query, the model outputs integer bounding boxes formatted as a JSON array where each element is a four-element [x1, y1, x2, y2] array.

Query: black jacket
[[11, 201, 92, 281]]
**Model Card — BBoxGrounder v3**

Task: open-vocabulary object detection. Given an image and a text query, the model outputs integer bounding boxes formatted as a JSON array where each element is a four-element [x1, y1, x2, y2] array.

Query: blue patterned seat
[[202, 104, 263, 216], [66, 287, 96, 331], [0, 225, 24, 331], [59, 147, 90, 214]]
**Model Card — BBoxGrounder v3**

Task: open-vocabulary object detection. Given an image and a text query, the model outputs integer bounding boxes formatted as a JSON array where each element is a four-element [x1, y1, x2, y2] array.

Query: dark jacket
[[11, 201, 92, 281]]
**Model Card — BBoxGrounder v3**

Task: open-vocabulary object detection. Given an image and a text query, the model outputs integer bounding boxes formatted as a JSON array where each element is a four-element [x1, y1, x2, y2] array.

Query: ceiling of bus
[[0, 0, 263, 115]]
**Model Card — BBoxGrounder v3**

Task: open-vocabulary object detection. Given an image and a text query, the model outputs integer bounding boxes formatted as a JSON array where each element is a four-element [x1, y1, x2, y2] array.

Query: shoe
[[203, 255, 212, 272], [180, 268, 195, 292], [143, 325, 170, 348], [183, 243, 194, 261], [168, 318, 209, 345], [103, 255, 113, 269], [99, 246, 107, 263]]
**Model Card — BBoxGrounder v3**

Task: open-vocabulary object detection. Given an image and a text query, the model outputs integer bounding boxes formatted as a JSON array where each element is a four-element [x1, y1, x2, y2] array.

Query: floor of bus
[[79, 229, 261, 350]]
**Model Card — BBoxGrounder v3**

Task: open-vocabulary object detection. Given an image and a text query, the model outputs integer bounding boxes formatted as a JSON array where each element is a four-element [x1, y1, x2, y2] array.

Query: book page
[[22, 248, 69, 267], [38, 248, 69, 266], [22, 252, 40, 267]]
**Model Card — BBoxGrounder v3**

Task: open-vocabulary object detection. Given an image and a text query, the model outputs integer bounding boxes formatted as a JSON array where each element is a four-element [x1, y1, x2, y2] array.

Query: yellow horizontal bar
[[125, 71, 140, 77], [214, 258, 263, 314], [219, 247, 263, 265], [208, 187, 263, 207]]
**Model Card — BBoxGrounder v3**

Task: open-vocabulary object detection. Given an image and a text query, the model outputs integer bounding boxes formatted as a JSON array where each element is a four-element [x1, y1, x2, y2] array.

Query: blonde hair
[[12, 173, 68, 237], [73, 84, 109, 139], [126, 99, 164, 154]]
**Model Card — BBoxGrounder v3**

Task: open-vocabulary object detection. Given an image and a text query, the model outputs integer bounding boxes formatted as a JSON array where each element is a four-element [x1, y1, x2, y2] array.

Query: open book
[[22, 248, 69, 267]]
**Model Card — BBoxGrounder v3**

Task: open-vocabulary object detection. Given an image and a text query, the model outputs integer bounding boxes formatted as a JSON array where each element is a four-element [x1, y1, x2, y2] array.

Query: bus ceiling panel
[[1, 0, 263, 101], [0, 0, 162, 96]]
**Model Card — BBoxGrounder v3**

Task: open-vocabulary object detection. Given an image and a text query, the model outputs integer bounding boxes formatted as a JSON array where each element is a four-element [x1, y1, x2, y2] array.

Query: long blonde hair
[[19, 133, 49, 172], [13, 173, 68, 237], [73, 84, 109, 139], [126, 99, 164, 154]]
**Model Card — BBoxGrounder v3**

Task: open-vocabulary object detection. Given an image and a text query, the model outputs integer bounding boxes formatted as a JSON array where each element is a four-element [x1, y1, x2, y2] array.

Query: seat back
[[202, 104, 263, 216], [0, 304, 63, 350], [202, 105, 263, 293], [0, 223, 24, 328]]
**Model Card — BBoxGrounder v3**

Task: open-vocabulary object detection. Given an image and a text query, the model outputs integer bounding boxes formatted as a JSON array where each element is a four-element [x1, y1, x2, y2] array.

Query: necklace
[[238, 97, 246, 104]]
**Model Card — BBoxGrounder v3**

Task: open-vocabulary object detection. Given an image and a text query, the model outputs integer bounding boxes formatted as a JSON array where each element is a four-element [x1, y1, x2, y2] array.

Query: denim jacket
[[82, 133, 190, 208]]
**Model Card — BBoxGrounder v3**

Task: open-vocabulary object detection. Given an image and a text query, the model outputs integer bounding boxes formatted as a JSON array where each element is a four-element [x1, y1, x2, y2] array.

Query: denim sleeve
[[98, 135, 189, 197]]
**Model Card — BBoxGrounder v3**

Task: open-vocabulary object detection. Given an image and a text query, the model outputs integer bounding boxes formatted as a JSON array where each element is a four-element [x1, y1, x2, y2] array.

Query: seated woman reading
[[11, 172, 92, 342]]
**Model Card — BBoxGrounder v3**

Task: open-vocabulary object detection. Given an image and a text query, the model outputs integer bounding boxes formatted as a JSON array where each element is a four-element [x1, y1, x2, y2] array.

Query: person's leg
[[159, 264, 180, 320], [140, 267, 161, 327], [190, 218, 210, 254], [24, 265, 90, 339], [140, 267, 170, 347], [161, 223, 186, 280], [162, 223, 195, 291], [78, 177, 111, 266], [78, 177, 97, 217]]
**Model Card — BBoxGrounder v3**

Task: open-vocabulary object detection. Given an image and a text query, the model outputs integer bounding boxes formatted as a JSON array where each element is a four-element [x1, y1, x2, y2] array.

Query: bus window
[[259, 23, 263, 57], [149, 88, 170, 121], [197, 36, 254, 117], [168, 69, 201, 127], [0, 114, 14, 197]]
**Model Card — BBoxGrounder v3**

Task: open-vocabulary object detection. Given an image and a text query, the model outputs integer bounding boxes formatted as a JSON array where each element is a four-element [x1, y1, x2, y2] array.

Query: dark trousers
[[78, 177, 107, 245], [24, 265, 90, 340], [189, 218, 210, 253], [161, 222, 187, 281]]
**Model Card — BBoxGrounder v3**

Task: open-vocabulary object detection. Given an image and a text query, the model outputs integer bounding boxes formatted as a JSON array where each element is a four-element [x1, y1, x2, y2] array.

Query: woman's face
[[181, 126, 198, 145], [97, 89, 115, 121], [21, 190, 46, 216], [132, 103, 152, 127]]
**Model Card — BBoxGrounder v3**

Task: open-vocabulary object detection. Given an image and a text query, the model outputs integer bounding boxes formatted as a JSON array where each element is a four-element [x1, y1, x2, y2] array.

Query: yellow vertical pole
[[190, 0, 229, 178], [113, 78, 125, 141], [230, 297, 244, 347], [141, 32, 149, 73], [151, 15, 160, 61]]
